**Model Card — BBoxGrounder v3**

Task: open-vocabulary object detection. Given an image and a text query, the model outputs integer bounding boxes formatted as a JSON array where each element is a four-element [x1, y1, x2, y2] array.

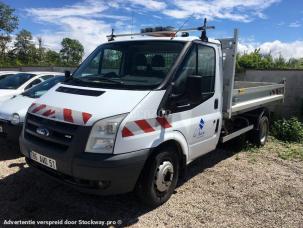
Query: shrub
[[271, 117, 303, 142]]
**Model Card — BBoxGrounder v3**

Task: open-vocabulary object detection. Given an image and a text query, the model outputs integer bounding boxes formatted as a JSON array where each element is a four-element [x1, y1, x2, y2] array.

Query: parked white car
[[0, 76, 65, 142], [0, 71, 64, 104], [0, 71, 20, 76]]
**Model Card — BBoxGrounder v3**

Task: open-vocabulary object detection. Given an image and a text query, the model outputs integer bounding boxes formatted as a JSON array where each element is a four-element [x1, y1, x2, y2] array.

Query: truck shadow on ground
[[0, 139, 22, 161], [0, 140, 244, 226]]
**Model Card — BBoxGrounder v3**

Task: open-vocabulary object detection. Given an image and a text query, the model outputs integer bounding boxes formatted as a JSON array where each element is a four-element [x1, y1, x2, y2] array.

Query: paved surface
[[0, 138, 302, 227]]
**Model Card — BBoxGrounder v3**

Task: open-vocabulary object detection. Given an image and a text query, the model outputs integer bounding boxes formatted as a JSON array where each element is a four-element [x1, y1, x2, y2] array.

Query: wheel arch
[[242, 107, 270, 130], [144, 131, 189, 178], [255, 107, 270, 130]]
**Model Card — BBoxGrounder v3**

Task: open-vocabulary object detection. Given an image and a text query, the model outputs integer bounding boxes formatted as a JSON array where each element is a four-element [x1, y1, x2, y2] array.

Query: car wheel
[[136, 147, 179, 207]]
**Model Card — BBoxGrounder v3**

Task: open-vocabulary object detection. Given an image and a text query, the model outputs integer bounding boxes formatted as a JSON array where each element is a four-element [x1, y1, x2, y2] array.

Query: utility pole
[[38, 37, 42, 63]]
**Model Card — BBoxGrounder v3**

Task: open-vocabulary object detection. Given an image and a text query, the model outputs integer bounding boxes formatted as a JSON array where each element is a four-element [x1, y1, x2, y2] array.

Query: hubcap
[[260, 122, 268, 143], [154, 161, 174, 192]]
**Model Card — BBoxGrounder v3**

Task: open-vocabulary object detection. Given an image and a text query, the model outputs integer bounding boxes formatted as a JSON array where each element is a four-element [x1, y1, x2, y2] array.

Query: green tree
[[44, 50, 61, 66], [60, 38, 84, 66], [0, 2, 18, 62], [259, 53, 274, 69], [238, 49, 263, 69], [13, 29, 36, 64], [274, 55, 286, 69]]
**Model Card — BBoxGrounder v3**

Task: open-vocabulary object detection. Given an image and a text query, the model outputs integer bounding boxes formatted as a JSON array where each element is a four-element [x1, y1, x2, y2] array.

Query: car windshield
[[0, 73, 36, 89], [71, 41, 185, 90], [23, 76, 65, 98]]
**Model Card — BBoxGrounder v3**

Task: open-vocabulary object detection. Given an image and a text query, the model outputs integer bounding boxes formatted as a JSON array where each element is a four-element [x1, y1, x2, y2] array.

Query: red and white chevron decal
[[122, 117, 172, 137], [28, 103, 92, 125]]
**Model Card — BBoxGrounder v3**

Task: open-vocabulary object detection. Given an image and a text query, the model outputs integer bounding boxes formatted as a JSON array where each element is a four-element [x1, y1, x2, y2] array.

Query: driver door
[[167, 42, 221, 161]]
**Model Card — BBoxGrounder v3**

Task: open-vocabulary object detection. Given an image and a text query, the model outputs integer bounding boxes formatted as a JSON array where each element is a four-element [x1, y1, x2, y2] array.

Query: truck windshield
[[0, 73, 35, 89], [71, 41, 185, 90], [23, 76, 64, 98]]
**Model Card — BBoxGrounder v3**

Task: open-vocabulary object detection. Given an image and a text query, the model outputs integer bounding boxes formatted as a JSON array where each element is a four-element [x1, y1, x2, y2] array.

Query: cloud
[[128, 0, 167, 10], [289, 21, 301, 28], [24, 0, 285, 59], [35, 18, 112, 56], [26, 0, 108, 22], [25, 0, 131, 57], [163, 0, 281, 22], [239, 40, 303, 59]]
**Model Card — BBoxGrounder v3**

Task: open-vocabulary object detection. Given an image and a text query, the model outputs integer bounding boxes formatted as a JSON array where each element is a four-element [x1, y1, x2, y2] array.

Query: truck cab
[[20, 26, 284, 207]]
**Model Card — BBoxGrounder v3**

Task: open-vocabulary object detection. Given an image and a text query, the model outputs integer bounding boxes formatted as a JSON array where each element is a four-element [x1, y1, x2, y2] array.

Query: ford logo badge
[[36, 127, 50, 137]]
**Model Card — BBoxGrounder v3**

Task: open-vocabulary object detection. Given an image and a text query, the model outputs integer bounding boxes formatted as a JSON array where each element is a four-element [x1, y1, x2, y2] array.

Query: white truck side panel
[[114, 90, 191, 160], [114, 90, 168, 153]]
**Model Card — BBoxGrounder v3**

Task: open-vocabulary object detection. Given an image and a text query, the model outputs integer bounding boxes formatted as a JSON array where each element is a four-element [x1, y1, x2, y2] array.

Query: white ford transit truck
[[20, 25, 285, 207]]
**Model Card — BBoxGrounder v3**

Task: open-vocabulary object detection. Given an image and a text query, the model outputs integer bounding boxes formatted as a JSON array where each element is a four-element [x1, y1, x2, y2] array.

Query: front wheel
[[136, 148, 179, 207]]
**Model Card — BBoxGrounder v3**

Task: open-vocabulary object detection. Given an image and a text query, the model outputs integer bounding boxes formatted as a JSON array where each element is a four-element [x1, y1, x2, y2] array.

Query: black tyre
[[250, 116, 269, 147], [136, 147, 179, 207]]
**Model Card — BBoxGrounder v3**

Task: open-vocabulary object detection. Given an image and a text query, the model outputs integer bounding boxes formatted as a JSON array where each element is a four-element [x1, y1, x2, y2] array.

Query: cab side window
[[173, 47, 196, 95], [170, 44, 216, 112], [174, 44, 216, 99], [198, 45, 216, 99]]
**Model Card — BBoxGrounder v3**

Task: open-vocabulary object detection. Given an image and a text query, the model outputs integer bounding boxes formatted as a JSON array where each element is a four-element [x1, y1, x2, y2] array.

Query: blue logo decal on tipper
[[194, 118, 205, 138], [199, 118, 205, 130]]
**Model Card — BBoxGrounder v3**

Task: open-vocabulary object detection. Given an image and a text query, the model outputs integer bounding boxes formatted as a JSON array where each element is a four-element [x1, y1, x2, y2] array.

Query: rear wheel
[[136, 148, 179, 207], [250, 116, 269, 147]]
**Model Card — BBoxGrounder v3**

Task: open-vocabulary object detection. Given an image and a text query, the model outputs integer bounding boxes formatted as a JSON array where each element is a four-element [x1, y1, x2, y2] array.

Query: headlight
[[11, 113, 20, 125], [85, 113, 128, 154]]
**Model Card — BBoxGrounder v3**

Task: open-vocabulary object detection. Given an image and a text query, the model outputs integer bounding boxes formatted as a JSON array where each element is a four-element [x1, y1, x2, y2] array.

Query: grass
[[237, 136, 303, 162], [277, 143, 303, 161], [265, 137, 303, 161]]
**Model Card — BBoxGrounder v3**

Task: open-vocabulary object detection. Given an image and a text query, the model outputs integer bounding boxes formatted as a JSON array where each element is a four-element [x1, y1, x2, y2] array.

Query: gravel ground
[[0, 137, 302, 227]]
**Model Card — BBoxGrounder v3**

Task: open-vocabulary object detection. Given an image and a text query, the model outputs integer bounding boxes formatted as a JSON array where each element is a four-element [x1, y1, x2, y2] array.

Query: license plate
[[30, 151, 57, 170]]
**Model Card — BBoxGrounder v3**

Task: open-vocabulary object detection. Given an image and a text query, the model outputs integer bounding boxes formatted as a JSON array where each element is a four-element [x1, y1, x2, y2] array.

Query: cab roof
[[107, 35, 221, 45]]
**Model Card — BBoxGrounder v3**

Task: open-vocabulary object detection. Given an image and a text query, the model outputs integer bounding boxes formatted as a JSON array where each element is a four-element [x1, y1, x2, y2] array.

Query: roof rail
[[106, 18, 215, 41]]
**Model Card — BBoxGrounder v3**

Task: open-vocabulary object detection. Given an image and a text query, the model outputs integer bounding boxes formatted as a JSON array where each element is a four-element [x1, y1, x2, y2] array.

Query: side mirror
[[187, 75, 202, 103], [64, 70, 71, 79]]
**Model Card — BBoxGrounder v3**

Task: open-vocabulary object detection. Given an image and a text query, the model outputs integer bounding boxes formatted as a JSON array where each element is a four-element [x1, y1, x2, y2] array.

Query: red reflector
[[32, 104, 46, 113], [122, 127, 134, 137], [156, 117, 172, 128], [82, 112, 92, 124], [135, 119, 155, 133], [42, 109, 55, 117], [63, 109, 74, 123]]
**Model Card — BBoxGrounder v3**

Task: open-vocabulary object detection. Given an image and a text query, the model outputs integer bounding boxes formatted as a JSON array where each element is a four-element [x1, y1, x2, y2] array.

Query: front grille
[[24, 113, 79, 152]]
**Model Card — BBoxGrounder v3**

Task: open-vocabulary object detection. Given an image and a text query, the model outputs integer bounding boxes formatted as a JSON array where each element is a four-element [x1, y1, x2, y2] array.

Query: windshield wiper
[[81, 75, 124, 85]]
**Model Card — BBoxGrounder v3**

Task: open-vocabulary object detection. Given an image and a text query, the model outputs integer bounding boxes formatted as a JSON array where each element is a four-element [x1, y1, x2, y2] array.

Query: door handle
[[214, 99, 219, 109], [177, 103, 191, 108]]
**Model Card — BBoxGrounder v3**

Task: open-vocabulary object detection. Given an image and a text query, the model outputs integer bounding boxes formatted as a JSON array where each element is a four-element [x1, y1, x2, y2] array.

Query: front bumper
[[20, 132, 150, 195], [0, 120, 23, 142]]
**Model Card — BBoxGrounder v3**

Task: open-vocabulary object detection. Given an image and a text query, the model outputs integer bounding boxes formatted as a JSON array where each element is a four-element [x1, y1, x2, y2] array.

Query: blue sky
[[3, 0, 303, 58]]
